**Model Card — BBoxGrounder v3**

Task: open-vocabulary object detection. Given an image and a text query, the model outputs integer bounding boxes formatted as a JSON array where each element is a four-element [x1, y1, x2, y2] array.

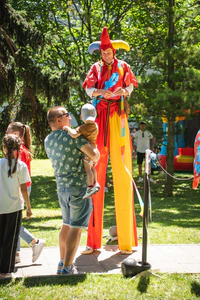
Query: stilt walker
[[193, 129, 200, 189], [82, 27, 138, 254]]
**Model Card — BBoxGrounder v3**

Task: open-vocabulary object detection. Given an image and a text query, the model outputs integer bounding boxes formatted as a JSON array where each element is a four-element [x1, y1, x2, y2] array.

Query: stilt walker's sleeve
[[82, 64, 99, 89]]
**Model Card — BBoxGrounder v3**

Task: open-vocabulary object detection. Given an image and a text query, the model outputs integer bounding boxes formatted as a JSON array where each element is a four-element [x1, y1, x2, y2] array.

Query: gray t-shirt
[[44, 129, 88, 190]]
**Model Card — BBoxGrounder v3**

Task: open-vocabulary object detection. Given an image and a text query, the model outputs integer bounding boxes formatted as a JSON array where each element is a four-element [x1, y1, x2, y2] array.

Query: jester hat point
[[88, 27, 130, 54]]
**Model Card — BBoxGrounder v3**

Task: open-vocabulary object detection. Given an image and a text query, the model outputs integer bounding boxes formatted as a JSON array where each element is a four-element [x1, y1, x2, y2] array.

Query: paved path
[[15, 244, 200, 277]]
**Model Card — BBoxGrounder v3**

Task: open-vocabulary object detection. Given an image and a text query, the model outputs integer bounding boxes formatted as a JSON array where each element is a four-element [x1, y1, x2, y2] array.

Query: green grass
[[22, 159, 200, 247], [1, 159, 199, 299], [0, 273, 200, 299]]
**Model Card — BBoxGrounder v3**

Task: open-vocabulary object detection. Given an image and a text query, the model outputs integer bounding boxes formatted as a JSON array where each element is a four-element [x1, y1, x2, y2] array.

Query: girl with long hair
[[0, 134, 32, 278], [6, 122, 45, 263]]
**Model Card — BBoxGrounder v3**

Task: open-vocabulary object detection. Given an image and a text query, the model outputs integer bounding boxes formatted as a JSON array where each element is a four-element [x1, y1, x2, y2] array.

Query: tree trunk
[[165, 118, 174, 196], [164, 0, 175, 196]]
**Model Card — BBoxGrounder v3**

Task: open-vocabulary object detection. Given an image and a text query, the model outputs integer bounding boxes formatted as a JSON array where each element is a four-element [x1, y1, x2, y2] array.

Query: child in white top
[[0, 134, 32, 278], [6, 122, 46, 264]]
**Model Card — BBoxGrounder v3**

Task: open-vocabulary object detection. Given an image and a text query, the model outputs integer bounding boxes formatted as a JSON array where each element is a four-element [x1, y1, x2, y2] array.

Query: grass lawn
[[24, 159, 200, 246], [0, 158, 199, 299], [0, 273, 200, 299]]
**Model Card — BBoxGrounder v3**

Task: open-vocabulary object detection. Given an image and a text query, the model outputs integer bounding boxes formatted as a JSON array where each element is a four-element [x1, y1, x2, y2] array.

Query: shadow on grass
[[30, 173, 199, 232], [133, 177, 200, 230], [137, 275, 150, 294], [0, 275, 87, 287], [191, 281, 200, 297], [104, 187, 199, 231], [31, 176, 59, 209], [24, 275, 87, 287], [21, 215, 62, 232]]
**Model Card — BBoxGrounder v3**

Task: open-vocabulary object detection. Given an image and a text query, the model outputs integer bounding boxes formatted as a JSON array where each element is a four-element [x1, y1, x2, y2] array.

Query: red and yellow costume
[[82, 27, 138, 252], [193, 130, 200, 189]]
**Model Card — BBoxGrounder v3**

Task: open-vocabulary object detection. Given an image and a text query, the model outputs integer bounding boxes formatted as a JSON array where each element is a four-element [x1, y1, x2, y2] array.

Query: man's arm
[[80, 143, 100, 164], [63, 126, 81, 138]]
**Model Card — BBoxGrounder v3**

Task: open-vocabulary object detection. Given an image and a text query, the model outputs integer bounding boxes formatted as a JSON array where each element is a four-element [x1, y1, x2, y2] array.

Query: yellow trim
[[111, 40, 130, 51], [161, 116, 186, 123], [176, 156, 194, 163]]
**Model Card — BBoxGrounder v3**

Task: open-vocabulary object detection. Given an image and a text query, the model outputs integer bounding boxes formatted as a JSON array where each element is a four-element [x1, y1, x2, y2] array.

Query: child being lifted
[[63, 103, 100, 199]]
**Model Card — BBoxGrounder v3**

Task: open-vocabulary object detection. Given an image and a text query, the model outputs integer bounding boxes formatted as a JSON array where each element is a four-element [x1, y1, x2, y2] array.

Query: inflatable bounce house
[[159, 114, 200, 171]]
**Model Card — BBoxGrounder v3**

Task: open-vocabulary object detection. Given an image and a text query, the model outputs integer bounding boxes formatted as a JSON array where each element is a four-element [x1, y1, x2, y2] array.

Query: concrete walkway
[[14, 244, 200, 277]]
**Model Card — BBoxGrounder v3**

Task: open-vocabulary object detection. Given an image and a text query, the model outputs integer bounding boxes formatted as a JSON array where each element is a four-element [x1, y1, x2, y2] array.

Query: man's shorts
[[57, 187, 92, 228], [137, 151, 145, 165]]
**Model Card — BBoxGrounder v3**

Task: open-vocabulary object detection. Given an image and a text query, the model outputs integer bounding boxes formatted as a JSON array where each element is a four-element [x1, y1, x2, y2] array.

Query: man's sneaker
[[83, 184, 100, 200], [150, 177, 155, 183], [32, 239, 46, 263], [137, 177, 143, 183], [57, 261, 64, 274], [61, 264, 78, 275], [81, 246, 93, 255], [15, 253, 21, 264]]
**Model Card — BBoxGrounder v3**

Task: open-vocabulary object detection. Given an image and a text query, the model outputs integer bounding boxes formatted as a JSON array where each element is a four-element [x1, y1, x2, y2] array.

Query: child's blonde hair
[[3, 134, 21, 177]]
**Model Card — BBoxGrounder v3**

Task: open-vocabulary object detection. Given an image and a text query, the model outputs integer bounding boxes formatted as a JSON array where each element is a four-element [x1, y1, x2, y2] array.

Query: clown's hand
[[113, 87, 127, 96], [102, 89, 113, 99]]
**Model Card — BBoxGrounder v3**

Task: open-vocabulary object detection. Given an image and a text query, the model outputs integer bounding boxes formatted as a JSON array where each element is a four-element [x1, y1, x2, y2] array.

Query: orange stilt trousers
[[87, 111, 138, 251]]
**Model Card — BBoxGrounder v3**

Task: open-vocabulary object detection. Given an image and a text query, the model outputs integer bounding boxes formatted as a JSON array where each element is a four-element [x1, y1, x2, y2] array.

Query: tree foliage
[[0, 0, 199, 193], [126, 0, 200, 195]]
